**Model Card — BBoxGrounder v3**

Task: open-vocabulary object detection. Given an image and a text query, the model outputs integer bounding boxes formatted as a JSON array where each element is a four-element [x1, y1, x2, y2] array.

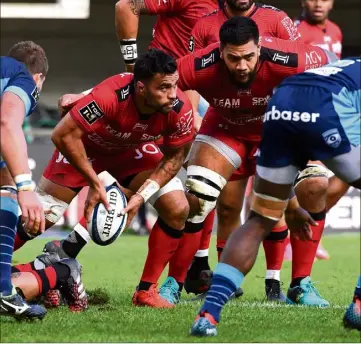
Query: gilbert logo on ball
[[88, 184, 128, 246]]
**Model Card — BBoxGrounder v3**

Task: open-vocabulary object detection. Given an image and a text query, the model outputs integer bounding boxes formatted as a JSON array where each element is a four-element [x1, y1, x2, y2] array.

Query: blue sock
[[355, 275, 361, 298], [199, 263, 244, 322], [0, 196, 19, 296]]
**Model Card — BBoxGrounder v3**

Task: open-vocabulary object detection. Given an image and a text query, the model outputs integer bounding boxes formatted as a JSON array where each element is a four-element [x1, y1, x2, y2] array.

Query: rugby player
[[184, 0, 301, 300], [157, 16, 336, 306], [0, 41, 48, 320], [190, 57, 360, 336], [16, 49, 195, 308]]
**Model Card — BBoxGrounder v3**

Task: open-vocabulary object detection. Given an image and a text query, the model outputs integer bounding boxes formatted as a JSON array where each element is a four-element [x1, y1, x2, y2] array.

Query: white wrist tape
[[120, 39, 138, 64], [136, 179, 160, 203], [14, 174, 36, 192]]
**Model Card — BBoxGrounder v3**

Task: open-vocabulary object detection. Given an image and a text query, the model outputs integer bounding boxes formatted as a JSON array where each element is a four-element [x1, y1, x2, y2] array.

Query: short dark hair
[[134, 49, 177, 82], [7, 41, 49, 76], [219, 16, 259, 47]]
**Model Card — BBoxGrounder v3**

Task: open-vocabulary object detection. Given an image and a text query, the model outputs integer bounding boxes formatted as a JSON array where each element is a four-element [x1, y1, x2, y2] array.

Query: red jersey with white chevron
[[144, 0, 218, 58], [69, 73, 194, 154], [294, 16, 342, 58], [177, 37, 329, 141], [189, 3, 300, 52]]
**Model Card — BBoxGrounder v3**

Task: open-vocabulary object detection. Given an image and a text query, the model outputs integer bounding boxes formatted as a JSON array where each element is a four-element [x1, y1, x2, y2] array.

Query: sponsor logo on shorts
[[79, 101, 104, 125], [264, 106, 320, 123], [322, 128, 342, 148]]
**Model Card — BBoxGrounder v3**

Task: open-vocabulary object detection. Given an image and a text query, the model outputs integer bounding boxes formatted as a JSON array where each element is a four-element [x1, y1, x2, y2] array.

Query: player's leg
[[344, 275, 361, 331], [12, 255, 87, 312], [166, 134, 239, 299], [0, 164, 47, 320], [286, 163, 330, 307], [132, 173, 190, 308]]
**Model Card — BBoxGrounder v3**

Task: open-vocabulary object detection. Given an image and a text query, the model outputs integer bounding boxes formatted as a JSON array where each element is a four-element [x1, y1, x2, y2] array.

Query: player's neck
[[224, 3, 255, 18]]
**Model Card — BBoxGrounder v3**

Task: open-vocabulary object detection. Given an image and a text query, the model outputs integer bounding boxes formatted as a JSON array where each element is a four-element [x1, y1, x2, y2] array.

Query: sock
[[28, 264, 70, 295], [200, 262, 244, 322], [62, 217, 91, 258], [216, 239, 227, 261], [168, 222, 203, 283], [13, 217, 33, 251], [263, 226, 288, 281], [0, 197, 19, 295], [191, 210, 215, 273], [139, 217, 183, 289], [11, 262, 36, 273], [290, 210, 326, 283]]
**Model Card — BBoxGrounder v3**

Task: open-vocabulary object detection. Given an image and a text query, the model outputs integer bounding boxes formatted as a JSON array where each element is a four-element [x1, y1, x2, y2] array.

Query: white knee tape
[[294, 164, 329, 188], [36, 187, 69, 224], [148, 177, 184, 206], [186, 165, 227, 223]]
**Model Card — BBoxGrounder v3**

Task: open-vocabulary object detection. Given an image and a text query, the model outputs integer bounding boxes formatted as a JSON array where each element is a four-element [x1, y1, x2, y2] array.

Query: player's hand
[[84, 184, 110, 222], [285, 207, 316, 241], [113, 181, 135, 201], [125, 64, 135, 73], [18, 190, 45, 236], [120, 193, 144, 228]]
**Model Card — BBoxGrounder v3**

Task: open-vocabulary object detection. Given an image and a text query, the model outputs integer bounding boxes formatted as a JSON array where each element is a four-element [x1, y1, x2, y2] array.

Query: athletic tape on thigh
[[250, 191, 288, 221], [36, 187, 69, 223], [294, 164, 329, 188], [256, 165, 299, 185], [148, 177, 184, 206], [195, 134, 241, 169]]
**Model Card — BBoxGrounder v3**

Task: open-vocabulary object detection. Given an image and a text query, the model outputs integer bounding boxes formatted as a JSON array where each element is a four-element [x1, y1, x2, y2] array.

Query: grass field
[[1, 233, 360, 343]]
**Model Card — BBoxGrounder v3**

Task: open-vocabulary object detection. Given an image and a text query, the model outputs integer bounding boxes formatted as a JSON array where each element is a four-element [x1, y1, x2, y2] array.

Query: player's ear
[[137, 81, 146, 95], [220, 44, 224, 60]]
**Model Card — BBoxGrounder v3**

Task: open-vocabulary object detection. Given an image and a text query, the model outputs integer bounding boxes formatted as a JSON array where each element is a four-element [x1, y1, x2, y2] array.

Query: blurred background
[[1, 0, 360, 233]]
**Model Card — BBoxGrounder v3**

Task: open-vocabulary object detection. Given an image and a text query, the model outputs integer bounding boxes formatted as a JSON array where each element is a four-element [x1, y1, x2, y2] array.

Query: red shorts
[[43, 142, 163, 189], [198, 110, 261, 181]]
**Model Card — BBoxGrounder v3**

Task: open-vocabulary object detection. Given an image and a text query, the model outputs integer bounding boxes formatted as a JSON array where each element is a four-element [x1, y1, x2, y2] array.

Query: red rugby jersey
[[69, 74, 194, 154], [144, 0, 218, 59], [294, 16, 342, 58], [177, 37, 329, 141], [190, 3, 300, 52]]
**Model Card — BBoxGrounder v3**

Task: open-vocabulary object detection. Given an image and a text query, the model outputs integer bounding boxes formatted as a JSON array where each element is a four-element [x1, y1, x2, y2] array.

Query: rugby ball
[[88, 183, 128, 246]]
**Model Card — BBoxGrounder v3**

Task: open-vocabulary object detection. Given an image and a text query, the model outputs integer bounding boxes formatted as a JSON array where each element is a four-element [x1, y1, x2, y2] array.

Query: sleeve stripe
[[3, 85, 32, 116]]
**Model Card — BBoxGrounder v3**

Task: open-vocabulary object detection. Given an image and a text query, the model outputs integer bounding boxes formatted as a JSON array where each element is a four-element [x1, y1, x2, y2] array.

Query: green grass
[[1, 234, 360, 343]]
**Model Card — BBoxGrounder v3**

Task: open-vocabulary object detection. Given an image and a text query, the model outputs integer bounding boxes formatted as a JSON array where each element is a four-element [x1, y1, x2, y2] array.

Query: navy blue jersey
[[1, 56, 39, 117]]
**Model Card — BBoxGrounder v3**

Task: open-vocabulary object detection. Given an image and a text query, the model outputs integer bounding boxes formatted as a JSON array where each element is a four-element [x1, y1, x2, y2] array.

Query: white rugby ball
[[88, 184, 128, 246]]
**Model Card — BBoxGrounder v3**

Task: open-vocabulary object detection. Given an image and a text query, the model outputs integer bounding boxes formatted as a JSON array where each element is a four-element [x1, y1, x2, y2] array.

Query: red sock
[[291, 211, 326, 280], [216, 239, 227, 261], [29, 267, 58, 294], [199, 209, 215, 251], [13, 233, 28, 251], [140, 218, 183, 284], [263, 225, 288, 271], [168, 223, 203, 283]]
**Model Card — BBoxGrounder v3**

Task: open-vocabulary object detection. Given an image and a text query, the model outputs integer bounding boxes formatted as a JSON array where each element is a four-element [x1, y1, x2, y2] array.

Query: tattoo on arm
[[128, 0, 147, 15], [159, 147, 187, 178]]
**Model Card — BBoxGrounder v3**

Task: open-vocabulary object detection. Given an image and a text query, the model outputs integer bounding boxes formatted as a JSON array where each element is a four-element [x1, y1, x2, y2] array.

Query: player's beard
[[144, 94, 173, 115], [225, 0, 254, 12], [229, 68, 257, 89]]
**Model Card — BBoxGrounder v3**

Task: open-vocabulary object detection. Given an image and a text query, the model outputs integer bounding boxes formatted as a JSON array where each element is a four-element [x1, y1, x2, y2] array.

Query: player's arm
[[0, 92, 46, 234], [115, 0, 182, 71], [51, 93, 112, 219]]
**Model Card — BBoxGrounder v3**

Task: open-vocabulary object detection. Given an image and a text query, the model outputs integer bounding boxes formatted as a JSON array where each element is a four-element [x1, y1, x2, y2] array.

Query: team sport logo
[[188, 36, 195, 53], [79, 101, 104, 125], [322, 128, 342, 148]]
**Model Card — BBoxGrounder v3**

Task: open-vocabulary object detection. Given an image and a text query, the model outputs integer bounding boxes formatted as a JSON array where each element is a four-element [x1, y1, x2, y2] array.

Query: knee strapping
[[186, 165, 227, 223]]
